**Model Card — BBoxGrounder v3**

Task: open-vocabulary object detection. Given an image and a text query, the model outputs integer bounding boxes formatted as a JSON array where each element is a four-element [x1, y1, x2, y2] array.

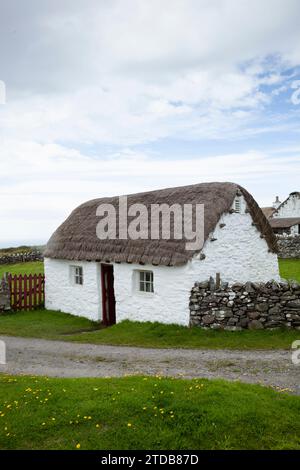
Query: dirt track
[[0, 335, 299, 394]]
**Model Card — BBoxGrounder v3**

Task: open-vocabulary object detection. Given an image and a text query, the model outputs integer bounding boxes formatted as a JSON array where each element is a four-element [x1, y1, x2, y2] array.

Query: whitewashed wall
[[290, 224, 300, 235], [274, 194, 300, 218], [45, 259, 102, 321], [45, 196, 280, 326], [114, 197, 279, 326]]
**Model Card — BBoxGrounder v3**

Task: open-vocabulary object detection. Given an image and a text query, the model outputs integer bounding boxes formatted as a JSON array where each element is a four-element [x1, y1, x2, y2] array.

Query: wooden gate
[[8, 274, 45, 311]]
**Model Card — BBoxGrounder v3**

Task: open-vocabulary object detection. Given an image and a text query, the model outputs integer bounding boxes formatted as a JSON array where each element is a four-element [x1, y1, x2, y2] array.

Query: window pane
[[138, 270, 153, 292], [73, 266, 83, 285]]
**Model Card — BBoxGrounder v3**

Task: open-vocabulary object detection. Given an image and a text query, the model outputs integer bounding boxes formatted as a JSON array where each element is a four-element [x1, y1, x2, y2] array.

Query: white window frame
[[70, 265, 83, 285], [234, 197, 241, 213], [137, 270, 154, 293]]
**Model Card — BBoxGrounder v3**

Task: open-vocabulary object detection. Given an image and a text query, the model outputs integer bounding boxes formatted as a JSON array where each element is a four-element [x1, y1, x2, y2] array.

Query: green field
[[0, 310, 298, 350], [279, 259, 300, 283], [0, 261, 44, 278], [0, 374, 299, 450]]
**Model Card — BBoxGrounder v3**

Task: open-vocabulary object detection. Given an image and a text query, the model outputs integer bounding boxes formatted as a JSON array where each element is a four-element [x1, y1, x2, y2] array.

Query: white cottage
[[44, 182, 279, 326], [269, 192, 300, 236]]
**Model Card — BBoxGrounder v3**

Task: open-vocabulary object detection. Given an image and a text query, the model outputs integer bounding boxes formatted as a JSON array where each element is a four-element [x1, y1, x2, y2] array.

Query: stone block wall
[[189, 278, 300, 330], [277, 235, 300, 259]]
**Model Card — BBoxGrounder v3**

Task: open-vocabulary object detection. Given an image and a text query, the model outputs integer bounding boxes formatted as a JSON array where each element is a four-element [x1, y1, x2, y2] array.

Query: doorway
[[101, 264, 116, 326]]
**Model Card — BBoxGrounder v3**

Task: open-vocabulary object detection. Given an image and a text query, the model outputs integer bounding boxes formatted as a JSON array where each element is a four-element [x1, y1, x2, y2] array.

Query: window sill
[[135, 290, 155, 297]]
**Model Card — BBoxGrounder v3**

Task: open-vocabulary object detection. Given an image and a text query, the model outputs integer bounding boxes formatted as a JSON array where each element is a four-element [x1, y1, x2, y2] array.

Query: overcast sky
[[0, 0, 300, 246]]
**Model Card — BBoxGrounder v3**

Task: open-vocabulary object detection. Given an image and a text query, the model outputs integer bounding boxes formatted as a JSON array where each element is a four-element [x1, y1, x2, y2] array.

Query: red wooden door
[[101, 264, 116, 326]]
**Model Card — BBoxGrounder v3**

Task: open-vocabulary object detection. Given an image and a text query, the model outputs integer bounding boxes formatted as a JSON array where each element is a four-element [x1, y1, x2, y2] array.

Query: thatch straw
[[269, 217, 300, 229], [261, 207, 275, 219], [44, 182, 277, 266]]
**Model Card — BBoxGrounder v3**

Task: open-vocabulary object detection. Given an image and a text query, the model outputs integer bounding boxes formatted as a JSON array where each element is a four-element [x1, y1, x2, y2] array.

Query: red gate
[[8, 274, 45, 311]]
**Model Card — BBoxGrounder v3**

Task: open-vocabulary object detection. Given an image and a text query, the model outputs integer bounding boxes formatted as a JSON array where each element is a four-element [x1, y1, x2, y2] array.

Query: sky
[[0, 0, 300, 247]]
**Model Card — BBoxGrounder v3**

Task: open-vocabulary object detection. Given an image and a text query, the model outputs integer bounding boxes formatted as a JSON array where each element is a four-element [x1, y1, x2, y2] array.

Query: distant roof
[[269, 217, 300, 229], [261, 207, 276, 219], [44, 182, 277, 266]]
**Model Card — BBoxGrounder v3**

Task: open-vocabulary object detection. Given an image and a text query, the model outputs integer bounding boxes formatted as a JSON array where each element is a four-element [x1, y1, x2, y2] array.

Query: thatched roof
[[269, 217, 300, 229], [261, 207, 276, 219], [44, 182, 277, 266]]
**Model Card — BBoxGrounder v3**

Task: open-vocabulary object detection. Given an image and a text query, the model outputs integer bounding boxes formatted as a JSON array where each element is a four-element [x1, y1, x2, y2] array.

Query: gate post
[[0, 273, 11, 312]]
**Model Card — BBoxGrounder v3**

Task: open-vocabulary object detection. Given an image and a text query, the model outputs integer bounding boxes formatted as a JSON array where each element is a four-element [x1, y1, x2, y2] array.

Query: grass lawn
[[0, 374, 299, 450], [279, 258, 300, 283], [0, 310, 99, 339], [0, 261, 44, 278], [0, 310, 299, 350]]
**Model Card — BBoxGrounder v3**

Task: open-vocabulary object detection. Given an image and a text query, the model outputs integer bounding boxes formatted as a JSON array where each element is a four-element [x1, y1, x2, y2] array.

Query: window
[[71, 266, 83, 285], [234, 198, 241, 213], [139, 270, 154, 293]]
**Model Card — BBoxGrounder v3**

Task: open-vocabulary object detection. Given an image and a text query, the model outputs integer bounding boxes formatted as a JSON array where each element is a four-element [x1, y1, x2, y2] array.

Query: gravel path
[[0, 335, 299, 394]]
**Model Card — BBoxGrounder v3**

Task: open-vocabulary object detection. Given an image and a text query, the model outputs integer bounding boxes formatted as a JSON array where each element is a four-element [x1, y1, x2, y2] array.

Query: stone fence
[[189, 278, 300, 330], [277, 235, 300, 259], [0, 250, 43, 265]]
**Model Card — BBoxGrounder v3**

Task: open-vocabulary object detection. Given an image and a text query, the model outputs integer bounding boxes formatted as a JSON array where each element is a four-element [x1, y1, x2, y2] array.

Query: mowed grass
[[0, 261, 44, 278], [279, 258, 300, 283], [0, 310, 99, 339], [0, 311, 299, 350], [66, 319, 300, 349], [0, 374, 299, 450]]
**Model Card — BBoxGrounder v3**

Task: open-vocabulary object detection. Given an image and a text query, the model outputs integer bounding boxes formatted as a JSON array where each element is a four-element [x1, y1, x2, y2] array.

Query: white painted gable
[[274, 193, 300, 218]]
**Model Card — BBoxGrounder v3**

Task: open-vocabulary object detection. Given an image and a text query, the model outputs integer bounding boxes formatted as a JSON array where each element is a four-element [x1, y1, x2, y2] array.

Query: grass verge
[[0, 310, 299, 350], [0, 374, 299, 450]]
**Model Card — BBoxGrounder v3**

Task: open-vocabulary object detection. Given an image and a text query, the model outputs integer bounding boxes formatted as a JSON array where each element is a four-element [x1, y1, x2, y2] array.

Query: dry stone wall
[[277, 235, 300, 259], [189, 278, 300, 330], [0, 251, 43, 265]]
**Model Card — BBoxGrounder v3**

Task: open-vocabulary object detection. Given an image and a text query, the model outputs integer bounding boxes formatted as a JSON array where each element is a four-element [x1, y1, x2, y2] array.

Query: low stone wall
[[277, 235, 300, 259], [0, 251, 43, 265], [0, 276, 10, 312], [189, 278, 300, 330]]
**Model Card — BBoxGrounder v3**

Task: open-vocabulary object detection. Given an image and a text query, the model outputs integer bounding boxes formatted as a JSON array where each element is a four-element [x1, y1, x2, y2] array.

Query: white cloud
[[0, 0, 299, 145], [0, 0, 300, 244], [0, 140, 299, 243]]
